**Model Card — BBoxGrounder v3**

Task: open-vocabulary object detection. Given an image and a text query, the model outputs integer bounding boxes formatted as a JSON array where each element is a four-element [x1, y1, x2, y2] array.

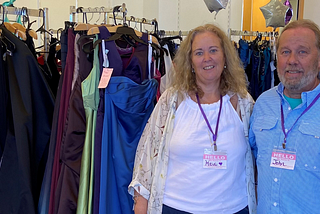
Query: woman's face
[[191, 31, 225, 88]]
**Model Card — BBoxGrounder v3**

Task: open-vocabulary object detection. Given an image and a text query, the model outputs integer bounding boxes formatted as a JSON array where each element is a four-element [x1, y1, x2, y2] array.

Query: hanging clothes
[[99, 76, 158, 214], [93, 25, 117, 214], [237, 38, 274, 100], [87, 25, 158, 214], [0, 25, 54, 214], [77, 35, 100, 214], [48, 28, 76, 214], [38, 63, 65, 214], [47, 37, 61, 97], [51, 34, 83, 214]]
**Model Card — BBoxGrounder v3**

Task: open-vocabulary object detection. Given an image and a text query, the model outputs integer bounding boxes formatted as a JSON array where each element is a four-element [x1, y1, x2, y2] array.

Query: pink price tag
[[98, 68, 113, 88]]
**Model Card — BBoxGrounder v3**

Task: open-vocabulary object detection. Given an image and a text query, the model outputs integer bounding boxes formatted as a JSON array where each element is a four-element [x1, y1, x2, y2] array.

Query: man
[[249, 19, 320, 214]]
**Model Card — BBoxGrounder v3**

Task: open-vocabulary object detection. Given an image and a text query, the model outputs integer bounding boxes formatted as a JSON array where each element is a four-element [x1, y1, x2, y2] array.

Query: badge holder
[[270, 147, 296, 170], [203, 148, 227, 169]]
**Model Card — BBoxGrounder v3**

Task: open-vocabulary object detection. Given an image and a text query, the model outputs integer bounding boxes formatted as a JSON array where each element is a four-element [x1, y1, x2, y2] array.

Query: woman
[[128, 23, 256, 214]]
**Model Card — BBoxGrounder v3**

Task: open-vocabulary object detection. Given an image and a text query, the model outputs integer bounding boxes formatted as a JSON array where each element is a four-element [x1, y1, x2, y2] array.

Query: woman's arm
[[134, 190, 148, 214]]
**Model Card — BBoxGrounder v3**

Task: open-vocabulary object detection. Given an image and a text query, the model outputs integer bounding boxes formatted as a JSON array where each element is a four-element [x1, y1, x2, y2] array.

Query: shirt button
[[305, 164, 308, 167], [274, 202, 277, 207], [285, 129, 288, 133], [288, 107, 291, 110], [314, 166, 317, 169], [274, 178, 278, 182]]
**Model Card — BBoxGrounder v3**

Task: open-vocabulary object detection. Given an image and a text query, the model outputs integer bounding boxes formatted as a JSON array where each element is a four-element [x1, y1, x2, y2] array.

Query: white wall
[[12, 0, 242, 36], [303, 0, 320, 27]]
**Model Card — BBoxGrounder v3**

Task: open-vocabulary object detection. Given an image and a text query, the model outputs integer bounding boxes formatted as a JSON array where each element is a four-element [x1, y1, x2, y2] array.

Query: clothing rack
[[69, 5, 113, 23], [228, 29, 279, 40], [108, 14, 156, 26], [158, 30, 189, 37], [0, 6, 50, 59], [0, 6, 47, 18], [70, 4, 157, 28]]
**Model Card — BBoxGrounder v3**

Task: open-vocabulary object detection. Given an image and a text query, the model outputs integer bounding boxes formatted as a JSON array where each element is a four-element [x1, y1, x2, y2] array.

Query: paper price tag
[[98, 68, 113, 88]]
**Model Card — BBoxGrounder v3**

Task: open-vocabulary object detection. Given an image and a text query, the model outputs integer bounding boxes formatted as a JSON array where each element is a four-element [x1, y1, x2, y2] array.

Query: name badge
[[270, 148, 296, 170], [203, 148, 227, 169]]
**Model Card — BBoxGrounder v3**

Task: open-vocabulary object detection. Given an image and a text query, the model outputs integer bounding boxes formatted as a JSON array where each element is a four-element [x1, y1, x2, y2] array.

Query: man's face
[[277, 27, 320, 96]]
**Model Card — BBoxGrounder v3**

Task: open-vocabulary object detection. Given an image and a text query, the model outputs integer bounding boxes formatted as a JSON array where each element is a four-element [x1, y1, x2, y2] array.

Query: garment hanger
[[3, 22, 16, 33], [95, 7, 102, 24], [12, 11, 25, 31], [85, 4, 122, 36], [0, 6, 16, 54], [81, 24, 161, 55], [35, 8, 53, 36], [1, 7, 26, 41], [92, 24, 149, 48], [2, 3, 20, 38], [2, 6, 15, 33], [26, 20, 38, 40], [22, 7, 38, 40], [11, 12, 27, 41]]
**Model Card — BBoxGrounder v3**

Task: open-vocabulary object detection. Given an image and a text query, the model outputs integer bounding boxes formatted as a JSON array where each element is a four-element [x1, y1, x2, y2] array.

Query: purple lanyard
[[196, 93, 223, 151], [281, 92, 320, 149]]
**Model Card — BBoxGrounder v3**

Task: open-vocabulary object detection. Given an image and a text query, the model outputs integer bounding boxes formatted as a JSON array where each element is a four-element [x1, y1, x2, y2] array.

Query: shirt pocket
[[253, 116, 279, 162], [295, 121, 320, 172]]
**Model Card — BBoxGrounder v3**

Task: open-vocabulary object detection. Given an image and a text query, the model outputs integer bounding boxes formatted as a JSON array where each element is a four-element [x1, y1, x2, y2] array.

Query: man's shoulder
[[255, 86, 279, 104]]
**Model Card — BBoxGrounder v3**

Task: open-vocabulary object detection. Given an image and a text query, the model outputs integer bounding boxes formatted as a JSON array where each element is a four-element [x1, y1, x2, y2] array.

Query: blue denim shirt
[[249, 82, 320, 214]]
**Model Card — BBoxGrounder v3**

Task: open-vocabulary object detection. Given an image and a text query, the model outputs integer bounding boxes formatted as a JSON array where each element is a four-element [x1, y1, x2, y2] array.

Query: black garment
[[162, 205, 249, 214], [60, 30, 68, 74], [38, 64, 65, 214], [0, 39, 8, 157], [25, 30, 37, 59], [47, 37, 61, 97], [162, 205, 191, 214], [0, 26, 54, 214]]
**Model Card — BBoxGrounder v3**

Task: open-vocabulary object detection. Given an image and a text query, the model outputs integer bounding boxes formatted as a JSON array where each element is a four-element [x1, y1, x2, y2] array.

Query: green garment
[[77, 35, 100, 214], [284, 94, 302, 109]]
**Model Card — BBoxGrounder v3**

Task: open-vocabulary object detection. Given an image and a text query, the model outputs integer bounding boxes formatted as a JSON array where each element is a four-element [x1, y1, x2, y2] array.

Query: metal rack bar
[[69, 5, 156, 26], [0, 6, 43, 17], [70, 6, 113, 22], [228, 29, 279, 39], [108, 14, 156, 26], [158, 30, 189, 37]]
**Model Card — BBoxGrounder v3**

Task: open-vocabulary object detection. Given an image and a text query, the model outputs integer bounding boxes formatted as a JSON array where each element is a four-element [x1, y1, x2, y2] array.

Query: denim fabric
[[162, 205, 249, 214], [260, 47, 271, 93], [162, 204, 191, 214], [238, 39, 250, 69], [249, 48, 261, 100]]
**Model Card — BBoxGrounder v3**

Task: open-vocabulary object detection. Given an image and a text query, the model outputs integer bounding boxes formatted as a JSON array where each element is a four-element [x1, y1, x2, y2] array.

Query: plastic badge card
[[270, 148, 296, 170], [203, 148, 227, 169]]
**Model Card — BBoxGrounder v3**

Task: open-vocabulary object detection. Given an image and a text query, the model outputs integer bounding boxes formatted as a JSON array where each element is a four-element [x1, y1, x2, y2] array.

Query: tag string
[[281, 92, 320, 149], [196, 93, 223, 151]]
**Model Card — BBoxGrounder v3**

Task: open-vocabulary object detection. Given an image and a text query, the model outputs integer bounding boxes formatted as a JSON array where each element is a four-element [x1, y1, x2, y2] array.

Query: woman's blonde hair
[[171, 23, 247, 98]]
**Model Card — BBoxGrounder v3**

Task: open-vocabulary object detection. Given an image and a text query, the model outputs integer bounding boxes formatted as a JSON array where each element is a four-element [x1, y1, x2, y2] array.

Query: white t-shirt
[[163, 94, 248, 214]]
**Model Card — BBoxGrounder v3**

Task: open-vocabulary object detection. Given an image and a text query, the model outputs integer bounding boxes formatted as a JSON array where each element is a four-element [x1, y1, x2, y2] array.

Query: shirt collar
[[276, 81, 320, 107]]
